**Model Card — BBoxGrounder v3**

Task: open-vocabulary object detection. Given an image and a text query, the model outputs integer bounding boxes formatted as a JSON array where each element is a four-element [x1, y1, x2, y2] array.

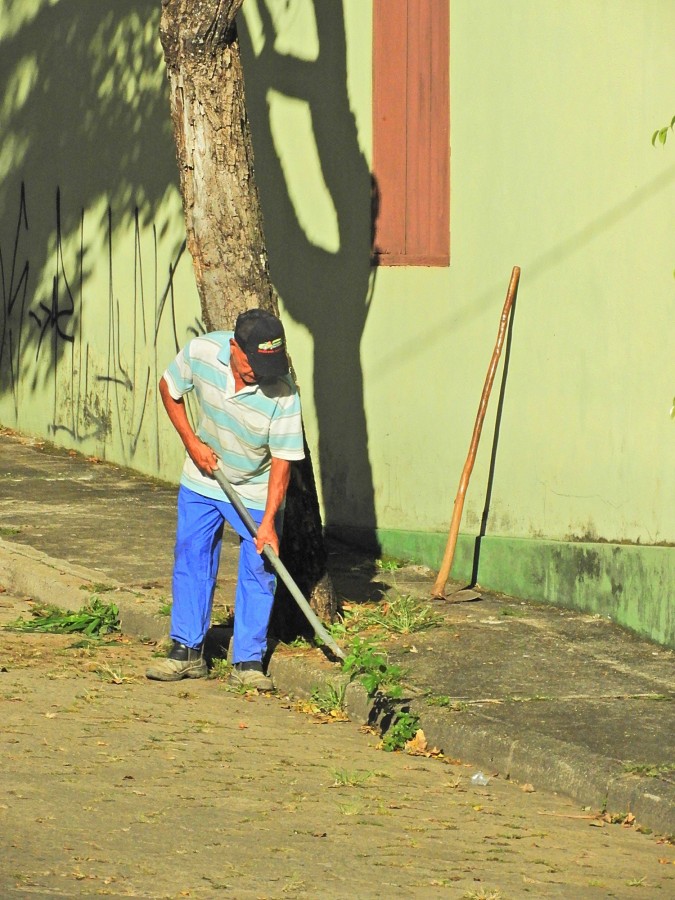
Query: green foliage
[[326, 605, 374, 638], [380, 710, 420, 752], [426, 695, 469, 712], [5, 596, 120, 636], [651, 115, 675, 146], [208, 658, 231, 680], [622, 762, 675, 779], [326, 618, 348, 638], [311, 682, 346, 714], [359, 592, 443, 634], [285, 635, 312, 648], [342, 636, 404, 699], [375, 556, 405, 572], [328, 592, 442, 641], [330, 768, 375, 787]]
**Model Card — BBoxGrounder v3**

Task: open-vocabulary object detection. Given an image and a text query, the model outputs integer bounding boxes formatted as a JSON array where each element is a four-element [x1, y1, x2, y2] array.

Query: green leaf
[[3, 597, 119, 635]]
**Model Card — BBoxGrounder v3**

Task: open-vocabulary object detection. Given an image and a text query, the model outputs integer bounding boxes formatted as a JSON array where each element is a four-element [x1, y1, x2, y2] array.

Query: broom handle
[[431, 266, 521, 599]]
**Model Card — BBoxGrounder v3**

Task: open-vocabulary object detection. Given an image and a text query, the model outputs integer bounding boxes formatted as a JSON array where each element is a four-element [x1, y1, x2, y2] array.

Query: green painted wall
[[376, 529, 674, 647], [242, 0, 675, 644], [359, 1, 675, 545], [0, 1, 672, 643]]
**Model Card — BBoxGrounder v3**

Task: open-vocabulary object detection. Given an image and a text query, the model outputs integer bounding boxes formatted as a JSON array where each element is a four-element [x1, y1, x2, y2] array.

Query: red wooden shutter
[[373, 0, 449, 266]]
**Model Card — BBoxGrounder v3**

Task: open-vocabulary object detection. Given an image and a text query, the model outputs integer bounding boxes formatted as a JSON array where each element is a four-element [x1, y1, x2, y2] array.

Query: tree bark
[[159, 0, 338, 626], [159, 0, 272, 328]]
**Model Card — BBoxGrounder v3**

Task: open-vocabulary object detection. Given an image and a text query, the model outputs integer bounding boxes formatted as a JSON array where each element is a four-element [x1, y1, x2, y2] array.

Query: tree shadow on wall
[[239, 2, 379, 556], [0, 0, 182, 420]]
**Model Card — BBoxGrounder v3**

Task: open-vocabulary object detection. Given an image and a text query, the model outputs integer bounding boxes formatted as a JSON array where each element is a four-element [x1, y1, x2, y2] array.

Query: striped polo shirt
[[163, 332, 305, 509]]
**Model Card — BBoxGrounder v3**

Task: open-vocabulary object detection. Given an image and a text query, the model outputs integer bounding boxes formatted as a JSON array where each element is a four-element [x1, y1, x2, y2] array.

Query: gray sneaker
[[146, 641, 207, 681], [228, 661, 274, 692]]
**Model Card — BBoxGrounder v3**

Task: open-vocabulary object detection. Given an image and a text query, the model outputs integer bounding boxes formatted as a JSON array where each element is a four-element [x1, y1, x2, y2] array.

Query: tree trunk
[[159, 0, 338, 627], [159, 0, 271, 327]]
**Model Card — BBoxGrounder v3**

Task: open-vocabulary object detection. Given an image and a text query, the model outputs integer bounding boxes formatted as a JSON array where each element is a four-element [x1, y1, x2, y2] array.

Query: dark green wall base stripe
[[328, 526, 674, 648]]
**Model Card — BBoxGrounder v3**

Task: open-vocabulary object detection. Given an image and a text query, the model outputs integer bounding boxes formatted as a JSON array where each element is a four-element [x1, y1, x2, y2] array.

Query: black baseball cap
[[234, 308, 290, 379]]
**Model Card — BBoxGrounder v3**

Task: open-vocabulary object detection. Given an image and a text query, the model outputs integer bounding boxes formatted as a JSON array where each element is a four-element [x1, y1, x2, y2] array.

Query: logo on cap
[[258, 338, 284, 353]]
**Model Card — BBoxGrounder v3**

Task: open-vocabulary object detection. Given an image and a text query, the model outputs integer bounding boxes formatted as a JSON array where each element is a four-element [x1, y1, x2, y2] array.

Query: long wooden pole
[[431, 266, 521, 600]]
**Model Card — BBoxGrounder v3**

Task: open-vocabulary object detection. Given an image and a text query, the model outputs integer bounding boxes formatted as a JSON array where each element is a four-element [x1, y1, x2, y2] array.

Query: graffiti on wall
[[0, 182, 30, 406], [0, 181, 202, 465]]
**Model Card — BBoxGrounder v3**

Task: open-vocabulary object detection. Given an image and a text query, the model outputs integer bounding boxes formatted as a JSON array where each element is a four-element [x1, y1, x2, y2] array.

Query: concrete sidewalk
[[0, 429, 673, 835]]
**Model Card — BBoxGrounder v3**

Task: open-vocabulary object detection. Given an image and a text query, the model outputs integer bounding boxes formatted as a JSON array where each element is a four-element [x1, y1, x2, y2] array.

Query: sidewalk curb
[[269, 651, 675, 836], [0, 540, 170, 644], [412, 704, 675, 835], [2, 539, 673, 836]]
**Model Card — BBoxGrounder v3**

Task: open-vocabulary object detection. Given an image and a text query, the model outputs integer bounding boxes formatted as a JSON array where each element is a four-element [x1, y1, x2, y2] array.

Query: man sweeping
[[146, 308, 304, 691]]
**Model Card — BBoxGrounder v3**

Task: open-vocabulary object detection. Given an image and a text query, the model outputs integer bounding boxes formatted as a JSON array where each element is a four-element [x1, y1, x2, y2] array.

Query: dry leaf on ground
[[405, 729, 443, 758]]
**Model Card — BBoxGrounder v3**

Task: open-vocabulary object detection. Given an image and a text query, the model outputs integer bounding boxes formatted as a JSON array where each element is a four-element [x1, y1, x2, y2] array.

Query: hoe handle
[[212, 465, 345, 660]]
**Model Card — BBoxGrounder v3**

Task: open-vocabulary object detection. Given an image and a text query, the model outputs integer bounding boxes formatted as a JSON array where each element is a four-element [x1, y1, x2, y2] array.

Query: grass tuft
[[358, 592, 443, 635], [311, 682, 346, 715]]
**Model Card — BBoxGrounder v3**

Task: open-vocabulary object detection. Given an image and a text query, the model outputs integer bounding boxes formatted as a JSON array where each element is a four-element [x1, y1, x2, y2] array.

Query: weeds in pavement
[[330, 769, 375, 787], [296, 682, 348, 721], [462, 891, 503, 900], [311, 682, 346, 715], [342, 636, 404, 699], [358, 592, 443, 634], [337, 800, 367, 816], [209, 658, 232, 680], [622, 762, 675, 779], [5, 597, 119, 636], [375, 556, 409, 572], [281, 874, 305, 894], [326, 608, 364, 639], [96, 662, 136, 684], [79, 582, 116, 594], [285, 636, 313, 649], [150, 639, 173, 658], [66, 637, 101, 650], [211, 603, 233, 624], [380, 710, 420, 752], [328, 592, 441, 641], [426, 695, 469, 712]]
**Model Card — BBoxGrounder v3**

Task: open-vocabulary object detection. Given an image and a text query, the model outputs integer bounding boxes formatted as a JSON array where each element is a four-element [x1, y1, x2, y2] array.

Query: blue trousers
[[170, 485, 279, 664]]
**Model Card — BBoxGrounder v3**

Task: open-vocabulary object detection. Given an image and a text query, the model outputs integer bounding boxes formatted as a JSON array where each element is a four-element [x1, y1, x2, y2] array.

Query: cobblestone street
[[1, 597, 672, 899]]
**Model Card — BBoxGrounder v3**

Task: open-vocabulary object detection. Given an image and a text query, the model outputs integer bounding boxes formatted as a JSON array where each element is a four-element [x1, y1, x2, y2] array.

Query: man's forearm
[[255, 457, 291, 554], [264, 457, 291, 522], [159, 376, 217, 475]]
